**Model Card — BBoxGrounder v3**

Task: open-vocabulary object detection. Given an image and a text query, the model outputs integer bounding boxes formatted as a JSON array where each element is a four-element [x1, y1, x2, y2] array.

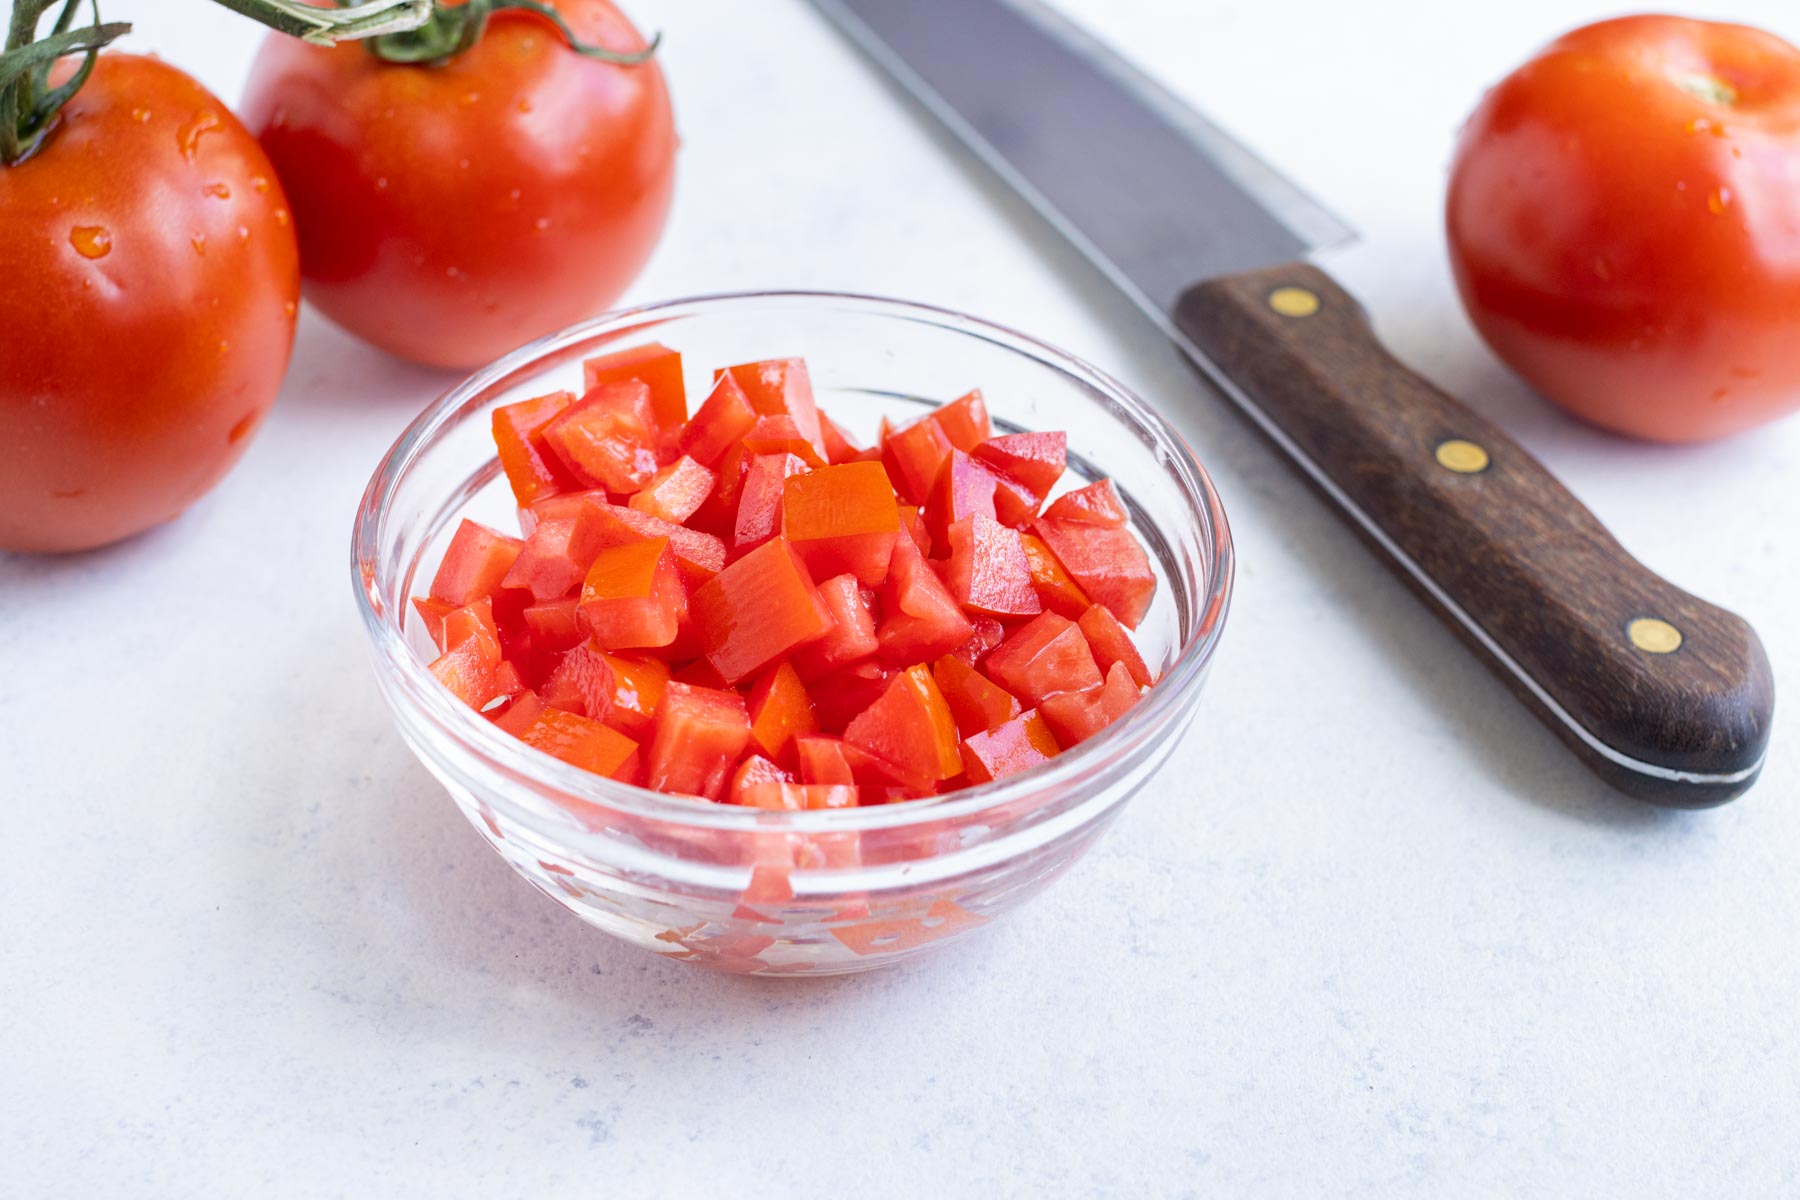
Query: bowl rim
[[352, 289, 1234, 835]]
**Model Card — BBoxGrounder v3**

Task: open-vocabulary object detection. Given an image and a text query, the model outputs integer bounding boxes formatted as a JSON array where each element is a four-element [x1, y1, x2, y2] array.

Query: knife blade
[[811, 0, 1774, 806]]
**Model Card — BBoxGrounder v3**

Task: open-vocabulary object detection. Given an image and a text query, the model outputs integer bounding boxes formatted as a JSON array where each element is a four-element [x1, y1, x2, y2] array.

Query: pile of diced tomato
[[414, 344, 1159, 810]]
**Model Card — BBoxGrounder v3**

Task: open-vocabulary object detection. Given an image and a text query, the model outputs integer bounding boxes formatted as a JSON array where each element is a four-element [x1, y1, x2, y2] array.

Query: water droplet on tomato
[[191, 232, 207, 255], [204, 181, 231, 199], [130, 107, 151, 123], [534, 217, 551, 232], [284, 301, 297, 319], [517, 98, 533, 114], [69, 225, 111, 258], [218, 339, 231, 355], [178, 111, 222, 161], [458, 158, 471, 170], [237, 224, 250, 243], [460, 91, 481, 105], [375, 176, 389, 191], [274, 209, 290, 227], [229, 412, 259, 445], [252, 175, 269, 193], [1707, 187, 1731, 215]]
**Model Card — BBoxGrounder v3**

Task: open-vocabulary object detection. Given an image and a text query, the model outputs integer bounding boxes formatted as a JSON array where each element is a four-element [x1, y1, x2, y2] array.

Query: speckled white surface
[[5, 0, 1799, 1194]]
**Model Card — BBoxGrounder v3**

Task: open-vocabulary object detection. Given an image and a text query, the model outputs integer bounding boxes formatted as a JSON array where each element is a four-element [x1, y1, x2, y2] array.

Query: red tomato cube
[[781, 460, 901, 587], [543, 380, 660, 493], [742, 415, 828, 467], [747, 660, 819, 763], [519, 707, 640, 783], [734, 452, 810, 551], [973, 431, 1066, 526], [877, 533, 974, 665], [576, 537, 687, 650], [1039, 661, 1141, 747], [1042, 478, 1129, 526], [843, 664, 963, 792], [679, 372, 759, 467], [719, 358, 826, 461], [739, 783, 859, 811], [597, 652, 668, 739], [932, 653, 1023, 738], [629, 456, 717, 526], [643, 682, 752, 799], [502, 506, 610, 601], [819, 412, 865, 464], [581, 342, 687, 445], [1033, 517, 1156, 629], [492, 390, 580, 506], [930, 389, 991, 452], [944, 514, 1042, 619], [880, 413, 953, 505], [794, 734, 857, 786], [539, 641, 617, 719], [924, 448, 999, 550], [960, 709, 1062, 783], [690, 538, 831, 683], [790, 573, 879, 680], [1019, 531, 1091, 619], [1078, 602, 1154, 687], [429, 518, 523, 607], [729, 753, 793, 803], [983, 611, 1102, 708]]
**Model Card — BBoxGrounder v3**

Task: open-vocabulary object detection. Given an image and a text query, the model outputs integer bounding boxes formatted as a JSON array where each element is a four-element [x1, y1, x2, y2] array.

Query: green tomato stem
[[205, 0, 434, 47], [365, 0, 660, 66], [0, 0, 129, 165]]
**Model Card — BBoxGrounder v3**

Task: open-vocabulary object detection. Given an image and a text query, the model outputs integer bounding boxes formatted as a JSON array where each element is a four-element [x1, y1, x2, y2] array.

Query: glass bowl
[[352, 292, 1233, 975]]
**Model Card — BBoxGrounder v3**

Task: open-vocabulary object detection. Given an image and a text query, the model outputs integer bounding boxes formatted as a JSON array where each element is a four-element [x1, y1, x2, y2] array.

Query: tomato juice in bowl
[[353, 292, 1232, 974]]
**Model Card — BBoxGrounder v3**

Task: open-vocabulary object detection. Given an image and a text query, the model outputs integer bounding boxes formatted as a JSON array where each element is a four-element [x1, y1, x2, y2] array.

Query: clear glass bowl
[[352, 292, 1233, 975]]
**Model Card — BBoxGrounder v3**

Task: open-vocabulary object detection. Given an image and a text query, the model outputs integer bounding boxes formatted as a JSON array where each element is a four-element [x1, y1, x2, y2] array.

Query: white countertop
[[6, 0, 1799, 1193]]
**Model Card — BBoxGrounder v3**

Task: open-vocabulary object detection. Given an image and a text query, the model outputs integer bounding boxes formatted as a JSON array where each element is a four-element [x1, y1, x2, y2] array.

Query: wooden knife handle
[[1174, 262, 1774, 807]]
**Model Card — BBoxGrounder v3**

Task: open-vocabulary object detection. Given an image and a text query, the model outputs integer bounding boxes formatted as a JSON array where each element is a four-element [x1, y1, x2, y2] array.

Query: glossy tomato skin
[[241, 1, 676, 369], [1447, 16, 1800, 442], [0, 55, 300, 553]]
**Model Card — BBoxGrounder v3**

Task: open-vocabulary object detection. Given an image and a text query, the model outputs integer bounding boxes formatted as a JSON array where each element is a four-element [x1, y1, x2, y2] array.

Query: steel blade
[[810, 0, 1355, 319]]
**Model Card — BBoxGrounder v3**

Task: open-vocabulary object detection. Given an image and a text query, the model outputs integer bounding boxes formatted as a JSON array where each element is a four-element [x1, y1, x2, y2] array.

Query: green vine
[[365, 0, 660, 66], [0, 0, 128, 163]]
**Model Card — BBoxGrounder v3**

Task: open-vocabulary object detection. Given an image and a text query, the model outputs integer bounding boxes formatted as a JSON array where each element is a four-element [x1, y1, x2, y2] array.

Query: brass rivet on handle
[[1628, 617, 1684, 654], [1434, 438, 1490, 474], [1268, 286, 1320, 318]]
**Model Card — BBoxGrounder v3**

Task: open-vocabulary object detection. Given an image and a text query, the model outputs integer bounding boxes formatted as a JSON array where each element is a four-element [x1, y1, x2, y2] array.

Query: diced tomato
[[734, 452, 810, 551], [944, 514, 1042, 619], [520, 707, 640, 782], [1042, 478, 1129, 526], [576, 537, 686, 650], [946, 616, 1006, 668], [629, 456, 717, 525], [810, 659, 896, 735], [678, 372, 759, 467], [794, 734, 857, 785], [441, 597, 501, 658], [492, 390, 580, 506], [672, 657, 730, 688], [539, 641, 617, 719], [924, 448, 999, 550], [533, 494, 725, 585], [429, 519, 523, 607], [412, 595, 456, 650], [742, 415, 828, 468], [983, 611, 1102, 708], [739, 783, 859, 811], [790, 573, 879, 680], [781, 460, 900, 587], [543, 380, 661, 493], [729, 753, 793, 803], [1079, 602, 1153, 687], [580, 342, 687, 445], [843, 664, 962, 792], [427, 600, 504, 709], [932, 653, 1023, 738], [490, 688, 545, 737], [522, 597, 584, 652], [502, 507, 610, 601], [719, 358, 825, 460], [877, 533, 974, 665], [490, 659, 524, 698], [1034, 517, 1156, 629], [930, 389, 991, 451], [1020, 531, 1090, 619], [690, 538, 831, 683], [819, 412, 864, 464], [1038, 659, 1141, 747], [897, 504, 930, 555], [598, 652, 668, 739], [880, 413, 953, 505], [960, 709, 1061, 783], [973, 431, 1066, 526], [643, 682, 751, 800], [747, 660, 818, 763]]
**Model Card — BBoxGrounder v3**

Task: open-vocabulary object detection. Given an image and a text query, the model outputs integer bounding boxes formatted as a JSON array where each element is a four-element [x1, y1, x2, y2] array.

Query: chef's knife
[[810, 0, 1774, 806]]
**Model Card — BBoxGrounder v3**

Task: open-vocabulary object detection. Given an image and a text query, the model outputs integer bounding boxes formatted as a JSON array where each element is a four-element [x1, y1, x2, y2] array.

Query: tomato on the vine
[[1447, 15, 1800, 442], [242, 0, 677, 370], [0, 52, 300, 553]]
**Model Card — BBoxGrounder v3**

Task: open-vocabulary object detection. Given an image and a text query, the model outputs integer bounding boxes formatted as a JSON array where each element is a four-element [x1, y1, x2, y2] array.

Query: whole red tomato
[[1447, 15, 1800, 442], [0, 54, 300, 553], [240, 1, 676, 370]]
